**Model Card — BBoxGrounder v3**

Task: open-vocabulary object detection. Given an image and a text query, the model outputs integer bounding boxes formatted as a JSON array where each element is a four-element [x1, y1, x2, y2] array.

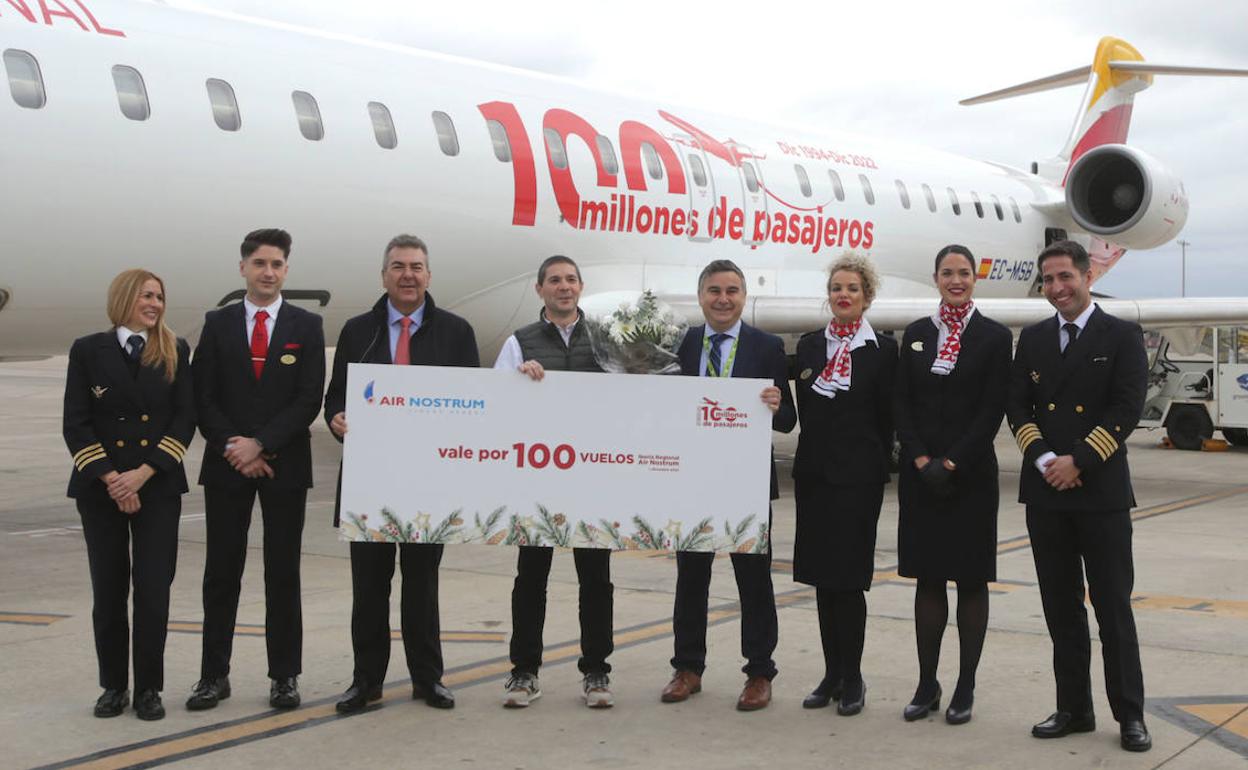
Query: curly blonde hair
[[825, 251, 879, 307]]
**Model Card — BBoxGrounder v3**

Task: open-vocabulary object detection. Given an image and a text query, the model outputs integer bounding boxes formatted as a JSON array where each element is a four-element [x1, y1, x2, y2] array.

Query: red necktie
[[394, 317, 411, 365], [250, 309, 269, 379]]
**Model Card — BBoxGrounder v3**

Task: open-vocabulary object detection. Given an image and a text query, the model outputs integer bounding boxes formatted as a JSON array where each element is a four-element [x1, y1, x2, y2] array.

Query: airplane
[[2, 0, 1248, 361]]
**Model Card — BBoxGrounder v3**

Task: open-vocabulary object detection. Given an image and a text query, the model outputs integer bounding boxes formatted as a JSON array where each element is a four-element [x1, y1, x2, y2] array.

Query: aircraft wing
[[644, 295, 1248, 334]]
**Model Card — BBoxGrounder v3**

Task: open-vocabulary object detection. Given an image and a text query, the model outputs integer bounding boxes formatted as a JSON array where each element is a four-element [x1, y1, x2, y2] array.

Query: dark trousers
[[77, 493, 181, 692], [200, 485, 306, 680], [349, 541, 443, 687], [1026, 506, 1145, 722], [671, 549, 778, 679], [510, 546, 613, 676]]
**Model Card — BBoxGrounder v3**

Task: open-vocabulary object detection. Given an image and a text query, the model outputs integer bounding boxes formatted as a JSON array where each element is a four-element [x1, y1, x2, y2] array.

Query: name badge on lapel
[[280, 354, 297, 365], [911, 340, 923, 352], [799, 368, 813, 380], [1092, 356, 1108, 363]]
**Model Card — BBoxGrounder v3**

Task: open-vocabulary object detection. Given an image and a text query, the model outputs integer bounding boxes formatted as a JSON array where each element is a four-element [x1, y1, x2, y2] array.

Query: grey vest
[[514, 311, 602, 373]]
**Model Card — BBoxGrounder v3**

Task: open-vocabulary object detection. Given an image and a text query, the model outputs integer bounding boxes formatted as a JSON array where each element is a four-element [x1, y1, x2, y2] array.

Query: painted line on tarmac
[[0, 611, 69, 626], [1147, 695, 1248, 760], [34, 485, 1248, 769], [165, 620, 506, 643], [10, 514, 206, 538]]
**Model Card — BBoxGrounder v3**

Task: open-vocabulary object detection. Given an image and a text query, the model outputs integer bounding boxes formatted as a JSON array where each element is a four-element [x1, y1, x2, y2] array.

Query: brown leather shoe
[[736, 676, 772, 711], [660, 671, 702, 703]]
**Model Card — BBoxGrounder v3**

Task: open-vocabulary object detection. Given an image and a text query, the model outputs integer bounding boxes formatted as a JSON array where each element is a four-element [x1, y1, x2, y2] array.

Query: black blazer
[[894, 311, 1012, 472], [63, 332, 195, 498], [324, 292, 479, 524], [677, 322, 797, 500], [792, 328, 897, 485], [1006, 305, 1148, 511], [193, 300, 326, 490]]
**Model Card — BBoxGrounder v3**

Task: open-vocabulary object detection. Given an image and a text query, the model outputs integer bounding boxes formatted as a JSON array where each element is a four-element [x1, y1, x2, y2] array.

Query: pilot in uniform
[[1006, 240, 1152, 752]]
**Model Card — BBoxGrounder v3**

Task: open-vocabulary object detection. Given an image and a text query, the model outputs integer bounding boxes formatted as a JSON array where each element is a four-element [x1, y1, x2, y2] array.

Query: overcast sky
[[191, 0, 1248, 299]]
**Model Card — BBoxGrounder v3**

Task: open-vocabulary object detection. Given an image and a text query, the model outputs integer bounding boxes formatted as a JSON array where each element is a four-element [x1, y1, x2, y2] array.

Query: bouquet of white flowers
[[586, 290, 688, 374]]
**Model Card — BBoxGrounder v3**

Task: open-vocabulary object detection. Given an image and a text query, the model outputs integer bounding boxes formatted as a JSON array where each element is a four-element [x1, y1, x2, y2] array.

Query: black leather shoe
[[1120, 720, 1152, 752], [185, 676, 230, 711], [413, 680, 455, 709], [802, 678, 843, 709], [1031, 710, 1096, 738], [903, 683, 941, 722], [945, 696, 974, 725], [837, 681, 866, 716], [94, 688, 129, 718], [134, 689, 165, 721], [335, 681, 383, 714], [270, 677, 300, 709]]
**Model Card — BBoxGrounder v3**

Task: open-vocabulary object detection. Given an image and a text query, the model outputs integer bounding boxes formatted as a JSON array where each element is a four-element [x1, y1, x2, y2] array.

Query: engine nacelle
[[1065, 144, 1189, 250]]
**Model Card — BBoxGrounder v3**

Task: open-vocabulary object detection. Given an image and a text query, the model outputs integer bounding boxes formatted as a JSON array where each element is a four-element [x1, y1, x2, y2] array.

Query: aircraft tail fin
[[960, 37, 1248, 184]]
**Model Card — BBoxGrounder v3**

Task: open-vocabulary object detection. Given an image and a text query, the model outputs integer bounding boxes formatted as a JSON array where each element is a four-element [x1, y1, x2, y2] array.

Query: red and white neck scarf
[[930, 301, 974, 376], [813, 317, 870, 399]]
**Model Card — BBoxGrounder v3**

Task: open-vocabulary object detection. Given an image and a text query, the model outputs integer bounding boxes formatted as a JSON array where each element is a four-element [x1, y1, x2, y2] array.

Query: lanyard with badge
[[702, 334, 739, 377]]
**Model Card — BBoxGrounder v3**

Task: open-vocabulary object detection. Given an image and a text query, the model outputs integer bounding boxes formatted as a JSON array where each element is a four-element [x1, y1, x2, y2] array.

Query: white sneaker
[[503, 673, 540, 708], [583, 673, 614, 708]]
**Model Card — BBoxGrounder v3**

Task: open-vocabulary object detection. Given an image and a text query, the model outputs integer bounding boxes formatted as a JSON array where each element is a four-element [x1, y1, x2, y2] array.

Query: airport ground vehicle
[[1141, 327, 1248, 449]]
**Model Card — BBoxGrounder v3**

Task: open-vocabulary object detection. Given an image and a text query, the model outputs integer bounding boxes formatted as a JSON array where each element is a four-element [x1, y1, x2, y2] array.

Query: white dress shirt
[[1035, 302, 1098, 472], [244, 294, 282, 343]]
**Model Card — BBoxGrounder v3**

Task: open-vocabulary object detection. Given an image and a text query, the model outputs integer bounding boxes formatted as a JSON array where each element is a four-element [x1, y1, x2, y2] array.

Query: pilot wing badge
[[91, 385, 108, 399]]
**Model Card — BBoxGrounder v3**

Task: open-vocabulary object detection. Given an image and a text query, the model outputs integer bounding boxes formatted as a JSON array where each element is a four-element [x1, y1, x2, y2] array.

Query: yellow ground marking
[[1178, 703, 1248, 739], [0, 612, 68, 626], [167, 620, 503, 642]]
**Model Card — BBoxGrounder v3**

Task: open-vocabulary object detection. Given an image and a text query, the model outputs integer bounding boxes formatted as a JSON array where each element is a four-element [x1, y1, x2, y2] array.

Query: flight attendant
[[894, 245, 1012, 725], [63, 269, 195, 721], [792, 252, 895, 716]]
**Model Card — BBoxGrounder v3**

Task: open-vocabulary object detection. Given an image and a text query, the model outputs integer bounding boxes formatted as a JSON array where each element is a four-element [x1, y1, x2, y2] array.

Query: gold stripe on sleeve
[[75, 449, 107, 471], [72, 443, 103, 464]]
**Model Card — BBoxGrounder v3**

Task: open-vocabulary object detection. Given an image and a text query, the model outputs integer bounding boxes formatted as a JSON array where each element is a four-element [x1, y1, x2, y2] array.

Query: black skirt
[[792, 477, 884, 590], [896, 458, 999, 583]]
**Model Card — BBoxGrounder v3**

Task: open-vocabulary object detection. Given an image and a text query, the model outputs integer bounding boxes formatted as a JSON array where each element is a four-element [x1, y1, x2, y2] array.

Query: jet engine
[[1065, 144, 1189, 250]]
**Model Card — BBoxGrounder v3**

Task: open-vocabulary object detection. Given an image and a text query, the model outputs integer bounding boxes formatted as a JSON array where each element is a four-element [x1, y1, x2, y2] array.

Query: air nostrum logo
[[363, 380, 486, 412]]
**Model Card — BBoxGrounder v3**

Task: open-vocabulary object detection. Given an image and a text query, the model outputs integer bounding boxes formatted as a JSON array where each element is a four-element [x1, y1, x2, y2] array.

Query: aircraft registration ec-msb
[[2, 0, 1248, 357]]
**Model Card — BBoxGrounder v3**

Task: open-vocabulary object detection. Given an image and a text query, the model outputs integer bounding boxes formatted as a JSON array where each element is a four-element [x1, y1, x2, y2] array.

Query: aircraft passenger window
[[596, 135, 619, 174], [111, 65, 149, 121], [921, 183, 937, 212], [369, 102, 397, 149], [205, 78, 241, 131], [1008, 196, 1022, 223], [947, 187, 962, 216], [4, 49, 46, 109], [971, 191, 984, 218], [291, 91, 324, 141], [432, 111, 459, 156], [828, 170, 845, 202], [859, 174, 875, 205], [641, 142, 664, 180], [687, 154, 707, 187], [895, 179, 911, 209], [544, 127, 568, 169], [742, 162, 760, 193], [486, 119, 511, 162], [795, 164, 812, 197], [990, 194, 1004, 221]]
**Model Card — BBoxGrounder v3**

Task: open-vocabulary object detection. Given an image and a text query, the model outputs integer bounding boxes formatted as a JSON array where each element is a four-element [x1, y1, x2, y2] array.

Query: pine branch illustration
[[426, 510, 465, 544], [535, 504, 571, 547], [631, 515, 668, 550], [752, 523, 770, 554], [676, 517, 714, 551], [599, 518, 628, 549]]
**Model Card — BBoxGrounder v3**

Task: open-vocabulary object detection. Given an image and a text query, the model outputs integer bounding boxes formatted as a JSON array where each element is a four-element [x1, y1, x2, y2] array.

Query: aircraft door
[[734, 143, 768, 246], [672, 134, 715, 243]]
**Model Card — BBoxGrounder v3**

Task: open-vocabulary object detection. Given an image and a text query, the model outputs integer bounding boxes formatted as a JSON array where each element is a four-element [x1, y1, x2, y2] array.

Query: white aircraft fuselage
[[0, 0, 1222, 359]]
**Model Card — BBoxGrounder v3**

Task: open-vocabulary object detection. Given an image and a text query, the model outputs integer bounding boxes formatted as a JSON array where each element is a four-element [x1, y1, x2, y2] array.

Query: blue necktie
[[126, 334, 145, 362], [708, 333, 729, 376]]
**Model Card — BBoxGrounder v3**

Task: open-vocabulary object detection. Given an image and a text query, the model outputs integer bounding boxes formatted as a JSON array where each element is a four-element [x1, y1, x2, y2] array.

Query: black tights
[[913, 579, 988, 709], [816, 587, 867, 697]]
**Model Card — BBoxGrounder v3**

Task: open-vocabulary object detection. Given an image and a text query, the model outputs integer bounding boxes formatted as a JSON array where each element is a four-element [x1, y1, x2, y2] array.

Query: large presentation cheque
[[340, 364, 774, 552]]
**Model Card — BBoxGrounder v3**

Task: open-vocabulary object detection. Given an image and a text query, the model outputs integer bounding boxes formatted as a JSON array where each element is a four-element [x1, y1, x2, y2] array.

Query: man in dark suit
[[324, 234, 479, 713], [187, 229, 325, 711], [1006, 240, 1151, 752], [660, 259, 796, 711]]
